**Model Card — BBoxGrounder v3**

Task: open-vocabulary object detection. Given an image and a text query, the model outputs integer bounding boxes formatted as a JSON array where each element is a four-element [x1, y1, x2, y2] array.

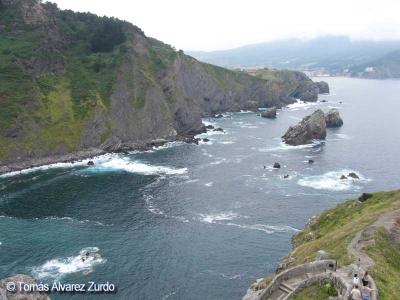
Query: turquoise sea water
[[1, 78, 400, 299]]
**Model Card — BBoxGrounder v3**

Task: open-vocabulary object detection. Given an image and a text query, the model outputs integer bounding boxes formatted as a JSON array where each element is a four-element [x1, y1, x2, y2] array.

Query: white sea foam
[[285, 100, 318, 111], [205, 182, 214, 187], [1, 153, 187, 178], [297, 170, 369, 191], [332, 133, 351, 140], [41, 216, 110, 227], [225, 223, 299, 234], [258, 141, 322, 153], [198, 212, 240, 224], [144, 195, 165, 216], [31, 247, 106, 280], [0, 160, 89, 178], [209, 158, 227, 165], [219, 141, 235, 145], [85, 155, 187, 176]]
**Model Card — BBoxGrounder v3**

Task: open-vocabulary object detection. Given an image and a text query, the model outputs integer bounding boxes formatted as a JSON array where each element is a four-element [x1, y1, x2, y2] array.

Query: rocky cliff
[[0, 0, 326, 168]]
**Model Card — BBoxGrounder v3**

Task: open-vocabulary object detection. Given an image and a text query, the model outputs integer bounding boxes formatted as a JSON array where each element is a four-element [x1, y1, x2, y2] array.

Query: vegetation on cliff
[[0, 0, 323, 167], [286, 190, 400, 299]]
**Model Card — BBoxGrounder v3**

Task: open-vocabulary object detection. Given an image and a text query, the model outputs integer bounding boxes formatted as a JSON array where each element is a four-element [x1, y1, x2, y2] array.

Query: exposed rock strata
[[325, 108, 344, 127], [282, 110, 327, 146]]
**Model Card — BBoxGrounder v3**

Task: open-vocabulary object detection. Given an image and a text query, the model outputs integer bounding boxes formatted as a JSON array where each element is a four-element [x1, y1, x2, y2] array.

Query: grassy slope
[[283, 190, 400, 299], [0, 2, 178, 160], [291, 280, 338, 300], [366, 228, 400, 300]]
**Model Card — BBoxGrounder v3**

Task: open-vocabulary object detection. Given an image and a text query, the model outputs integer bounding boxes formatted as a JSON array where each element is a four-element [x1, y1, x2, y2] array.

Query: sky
[[50, 0, 400, 51]]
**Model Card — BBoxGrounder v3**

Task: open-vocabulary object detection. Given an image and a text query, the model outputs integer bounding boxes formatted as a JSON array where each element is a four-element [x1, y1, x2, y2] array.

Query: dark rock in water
[[282, 109, 327, 146], [340, 175, 347, 180], [316, 81, 330, 94], [273, 162, 281, 169], [214, 114, 223, 118], [263, 165, 266, 169], [214, 127, 224, 132], [320, 99, 328, 103], [202, 138, 210, 143], [261, 107, 277, 119], [0, 274, 50, 300], [348, 172, 360, 179], [325, 108, 343, 128], [87, 160, 95, 166], [205, 125, 214, 130], [308, 159, 314, 164], [359, 193, 373, 202], [284, 174, 290, 179]]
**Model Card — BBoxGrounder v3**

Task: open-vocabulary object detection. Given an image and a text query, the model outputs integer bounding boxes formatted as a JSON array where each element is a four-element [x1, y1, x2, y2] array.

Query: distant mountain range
[[188, 36, 400, 78]]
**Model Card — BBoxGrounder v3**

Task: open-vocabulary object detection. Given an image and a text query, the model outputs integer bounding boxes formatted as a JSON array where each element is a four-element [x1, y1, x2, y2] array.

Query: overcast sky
[[50, 0, 400, 51]]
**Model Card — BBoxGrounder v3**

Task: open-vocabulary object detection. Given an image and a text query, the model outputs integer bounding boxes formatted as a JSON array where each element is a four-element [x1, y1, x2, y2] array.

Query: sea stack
[[282, 109, 327, 146], [316, 81, 330, 94], [325, 108, 344, 127], [261, 107, 277, 119]]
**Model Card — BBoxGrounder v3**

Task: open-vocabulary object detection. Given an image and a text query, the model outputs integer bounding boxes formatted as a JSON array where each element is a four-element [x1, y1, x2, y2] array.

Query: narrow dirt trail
[[346, 209, 400, 300]]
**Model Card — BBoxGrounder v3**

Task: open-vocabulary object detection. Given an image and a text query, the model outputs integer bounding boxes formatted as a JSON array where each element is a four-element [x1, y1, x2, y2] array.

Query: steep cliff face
[[0, 0, 325, 166]]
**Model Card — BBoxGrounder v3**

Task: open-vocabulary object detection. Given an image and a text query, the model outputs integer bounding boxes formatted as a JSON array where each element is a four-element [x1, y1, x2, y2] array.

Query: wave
[[31, 247, 106, 280], [297, 169, 369, 191], [258, 141, 323, 153], [0, 160, 89, 178], [285, 100, 318, 111], [1, 151, 188, 178], [87, 155, 187, 176]]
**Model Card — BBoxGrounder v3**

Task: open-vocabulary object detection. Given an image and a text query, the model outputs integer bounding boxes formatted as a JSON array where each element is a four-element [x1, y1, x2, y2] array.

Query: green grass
[[258, 191, 400, 300], [291, 190, 400, 266], [0, 60, 37, 129], [366, 228, 400, 300], [291, 281, 338, 300]]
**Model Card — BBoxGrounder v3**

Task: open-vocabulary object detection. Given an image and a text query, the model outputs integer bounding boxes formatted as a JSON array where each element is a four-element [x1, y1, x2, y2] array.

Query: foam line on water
[[31, 247, 106, 280], [88, 155, 187, 176], [297, 169, 370, 191]]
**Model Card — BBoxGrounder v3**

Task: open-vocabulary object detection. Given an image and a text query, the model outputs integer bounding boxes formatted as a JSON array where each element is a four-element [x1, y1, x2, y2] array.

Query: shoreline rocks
[[261, 107, 277, 119], [325, 108, 343, 128], [282, 109, 327, 146]]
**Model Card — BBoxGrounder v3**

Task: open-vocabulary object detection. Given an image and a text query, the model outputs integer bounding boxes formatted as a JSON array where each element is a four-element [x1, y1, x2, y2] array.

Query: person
[[361, 282, 375, 300], [362, 271, 369, 287], [353, 274, 360, 285], [351, 284, 362, 300]]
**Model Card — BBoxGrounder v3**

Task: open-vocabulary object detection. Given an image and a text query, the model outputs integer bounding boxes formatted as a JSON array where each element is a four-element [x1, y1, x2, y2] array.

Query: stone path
[[244, 209, 400, 300]]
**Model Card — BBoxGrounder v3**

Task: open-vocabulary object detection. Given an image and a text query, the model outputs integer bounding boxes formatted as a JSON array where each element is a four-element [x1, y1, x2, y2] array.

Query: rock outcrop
[[282, 110, 327, 146], [261, 107, 277, 119], [0, 0, 327, 169], [316, 81, 330, 94], [325, 109, 343, 127], [0, 275, 50, 300]]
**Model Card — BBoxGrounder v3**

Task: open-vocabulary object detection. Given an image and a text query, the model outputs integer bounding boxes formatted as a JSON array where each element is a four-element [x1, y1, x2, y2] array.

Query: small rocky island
[[282, 109, 343, 146]]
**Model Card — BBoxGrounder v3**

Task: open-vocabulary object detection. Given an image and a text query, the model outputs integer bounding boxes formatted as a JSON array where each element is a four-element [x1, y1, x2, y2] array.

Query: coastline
[[0, 135, 201, 176]]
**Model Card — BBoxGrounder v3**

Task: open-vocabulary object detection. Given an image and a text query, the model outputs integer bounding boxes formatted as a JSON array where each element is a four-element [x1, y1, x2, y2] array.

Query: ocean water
[[1, 77, 400, 299]]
